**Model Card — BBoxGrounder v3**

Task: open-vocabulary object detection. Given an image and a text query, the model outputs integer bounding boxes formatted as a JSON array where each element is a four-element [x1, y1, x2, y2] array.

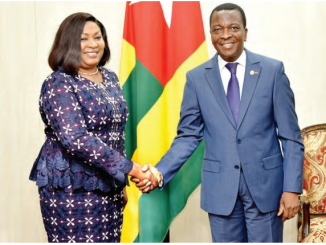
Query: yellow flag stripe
[[121, 176, 142, 243], [119, 39, 138, 243], [119, 39, 136, 87]]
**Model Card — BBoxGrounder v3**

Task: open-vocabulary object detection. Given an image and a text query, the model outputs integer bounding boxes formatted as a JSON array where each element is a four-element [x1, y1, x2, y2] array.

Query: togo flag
[[119, 1, 208, 242]]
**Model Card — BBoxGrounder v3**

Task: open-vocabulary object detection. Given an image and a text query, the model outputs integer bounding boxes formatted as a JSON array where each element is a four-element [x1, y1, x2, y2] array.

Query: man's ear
[[244, 28, 248, 42]]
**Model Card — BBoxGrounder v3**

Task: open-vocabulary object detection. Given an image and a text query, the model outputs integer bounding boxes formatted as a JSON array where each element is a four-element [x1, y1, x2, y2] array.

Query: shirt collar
[[218, 49, 246, 72]]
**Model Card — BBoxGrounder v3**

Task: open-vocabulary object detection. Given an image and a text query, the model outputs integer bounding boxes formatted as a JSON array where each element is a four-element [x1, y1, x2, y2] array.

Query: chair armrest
[[299, 189, 310, 240]]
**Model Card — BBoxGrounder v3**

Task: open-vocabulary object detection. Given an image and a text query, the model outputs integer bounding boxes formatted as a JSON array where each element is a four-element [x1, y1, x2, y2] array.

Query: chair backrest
[[301, 124, 326, 214]]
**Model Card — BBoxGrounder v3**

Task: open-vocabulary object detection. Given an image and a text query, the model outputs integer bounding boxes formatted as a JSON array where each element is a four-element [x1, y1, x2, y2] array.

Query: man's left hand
[[277, 192, 300, 222]]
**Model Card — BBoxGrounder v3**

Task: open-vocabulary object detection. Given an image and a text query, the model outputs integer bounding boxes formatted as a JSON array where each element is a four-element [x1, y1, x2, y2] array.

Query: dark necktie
[[225, 63, 240, 124]]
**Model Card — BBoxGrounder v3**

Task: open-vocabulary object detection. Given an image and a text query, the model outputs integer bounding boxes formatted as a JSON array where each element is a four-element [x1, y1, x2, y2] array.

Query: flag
[[119, 1, 208, 242]]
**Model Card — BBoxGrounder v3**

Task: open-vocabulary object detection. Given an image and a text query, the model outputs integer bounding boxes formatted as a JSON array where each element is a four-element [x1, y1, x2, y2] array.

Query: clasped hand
[[129, 163, 162, 193]]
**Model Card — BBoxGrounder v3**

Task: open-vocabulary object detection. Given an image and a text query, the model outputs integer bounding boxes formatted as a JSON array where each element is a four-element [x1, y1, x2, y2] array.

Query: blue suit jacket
[[156, 49, 304, 216]]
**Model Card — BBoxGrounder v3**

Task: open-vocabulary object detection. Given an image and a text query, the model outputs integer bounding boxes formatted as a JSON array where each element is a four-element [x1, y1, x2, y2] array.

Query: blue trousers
[[208, 170, 283, 242]]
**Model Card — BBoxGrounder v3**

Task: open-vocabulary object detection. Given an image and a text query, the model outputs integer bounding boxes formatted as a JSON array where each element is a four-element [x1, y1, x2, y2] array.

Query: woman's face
[[79, 21, 105, 70]]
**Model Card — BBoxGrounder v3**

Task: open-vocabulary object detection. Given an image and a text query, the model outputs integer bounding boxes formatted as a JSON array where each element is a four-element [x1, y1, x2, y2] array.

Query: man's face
[[210, 10, 248, 62]]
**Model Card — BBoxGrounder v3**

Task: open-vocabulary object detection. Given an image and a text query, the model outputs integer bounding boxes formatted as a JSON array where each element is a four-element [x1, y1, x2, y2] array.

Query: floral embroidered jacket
[[29, 67, 133, 192]]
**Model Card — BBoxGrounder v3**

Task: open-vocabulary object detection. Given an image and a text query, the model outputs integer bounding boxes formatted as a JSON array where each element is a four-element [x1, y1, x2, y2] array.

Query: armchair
[[298, 123, 326, 243]]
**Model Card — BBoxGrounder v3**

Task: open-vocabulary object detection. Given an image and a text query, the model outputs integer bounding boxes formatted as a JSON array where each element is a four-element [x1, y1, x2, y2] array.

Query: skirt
[[39, 185, 124, 243]]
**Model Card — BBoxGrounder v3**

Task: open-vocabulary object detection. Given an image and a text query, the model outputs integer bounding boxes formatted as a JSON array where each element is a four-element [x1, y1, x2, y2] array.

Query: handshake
[[128, 162, 163, 193]]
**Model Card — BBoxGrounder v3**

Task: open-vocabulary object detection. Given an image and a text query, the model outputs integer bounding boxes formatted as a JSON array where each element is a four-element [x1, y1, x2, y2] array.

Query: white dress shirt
[[217, 50, 246, 99]]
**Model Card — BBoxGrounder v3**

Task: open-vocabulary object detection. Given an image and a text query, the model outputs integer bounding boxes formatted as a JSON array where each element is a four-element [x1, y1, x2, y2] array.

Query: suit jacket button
[[234, 165, 240, 169], [237, 139, 242, 144]]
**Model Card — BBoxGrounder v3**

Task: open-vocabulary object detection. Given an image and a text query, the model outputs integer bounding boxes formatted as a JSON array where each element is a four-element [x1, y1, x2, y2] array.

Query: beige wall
[[1, 1, 325, 243]]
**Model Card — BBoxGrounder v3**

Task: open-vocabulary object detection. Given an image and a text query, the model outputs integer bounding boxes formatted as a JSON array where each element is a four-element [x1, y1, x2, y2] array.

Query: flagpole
[[163, 230, 170, 243]]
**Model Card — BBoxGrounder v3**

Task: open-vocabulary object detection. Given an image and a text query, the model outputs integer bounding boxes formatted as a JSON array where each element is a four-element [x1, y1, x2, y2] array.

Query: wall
[[1, 1, 325, 242]]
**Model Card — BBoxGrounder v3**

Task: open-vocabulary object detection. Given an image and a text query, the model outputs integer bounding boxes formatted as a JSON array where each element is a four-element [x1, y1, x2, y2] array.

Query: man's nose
[[221, 28, 232, 39]]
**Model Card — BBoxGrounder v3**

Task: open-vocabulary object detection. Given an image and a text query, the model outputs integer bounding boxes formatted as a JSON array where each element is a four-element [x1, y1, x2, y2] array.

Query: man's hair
[[209, 3, 247, 28], [48, 12, 110, 75]]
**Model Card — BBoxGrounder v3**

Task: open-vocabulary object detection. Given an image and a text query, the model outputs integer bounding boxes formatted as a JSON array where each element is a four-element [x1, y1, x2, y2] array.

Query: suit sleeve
[[273, 62, 304, 193], [156, 71, 204, 186]]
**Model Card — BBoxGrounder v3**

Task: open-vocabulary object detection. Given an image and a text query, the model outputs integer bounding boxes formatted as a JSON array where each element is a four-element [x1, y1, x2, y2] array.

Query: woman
[[29, 12, 156, 243]]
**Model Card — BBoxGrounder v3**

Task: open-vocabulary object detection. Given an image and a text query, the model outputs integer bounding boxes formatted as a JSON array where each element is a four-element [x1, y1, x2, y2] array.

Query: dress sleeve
[[40, 75, 133, 183]]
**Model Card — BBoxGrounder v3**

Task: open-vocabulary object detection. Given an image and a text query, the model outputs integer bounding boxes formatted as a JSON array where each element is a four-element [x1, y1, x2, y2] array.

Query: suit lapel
[[205, 54, 237, 129], [237, 50, 261, 130]]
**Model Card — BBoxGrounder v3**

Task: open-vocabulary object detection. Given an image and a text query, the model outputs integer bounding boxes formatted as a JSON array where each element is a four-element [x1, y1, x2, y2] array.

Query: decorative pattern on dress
[[29, 67, 133, 192], [39, 186, 124, 243], [30, 67, 132, 242]]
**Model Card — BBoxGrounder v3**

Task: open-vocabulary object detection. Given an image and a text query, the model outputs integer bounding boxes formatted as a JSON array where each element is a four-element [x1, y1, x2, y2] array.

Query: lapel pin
[[250, 70, 255, 75]]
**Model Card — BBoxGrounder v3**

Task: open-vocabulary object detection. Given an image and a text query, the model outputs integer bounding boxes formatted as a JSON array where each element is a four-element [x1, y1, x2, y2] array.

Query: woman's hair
[[48, 12, 110, 75]]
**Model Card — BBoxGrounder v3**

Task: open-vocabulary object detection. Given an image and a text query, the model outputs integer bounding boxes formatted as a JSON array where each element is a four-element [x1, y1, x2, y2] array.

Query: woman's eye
[[95, 36, 102, 40], [81, 38, 87, 41]]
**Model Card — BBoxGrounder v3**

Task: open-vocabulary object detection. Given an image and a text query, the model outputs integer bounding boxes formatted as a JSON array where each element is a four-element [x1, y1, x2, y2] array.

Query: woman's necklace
[[78, 68, 98, 76]]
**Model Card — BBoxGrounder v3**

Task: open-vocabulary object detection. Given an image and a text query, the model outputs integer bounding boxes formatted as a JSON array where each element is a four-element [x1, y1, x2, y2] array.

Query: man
[[132, 3, 304, 242]]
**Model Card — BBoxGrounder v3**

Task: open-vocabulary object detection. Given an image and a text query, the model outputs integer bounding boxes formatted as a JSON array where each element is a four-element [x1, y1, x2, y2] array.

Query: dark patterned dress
[[29, 67, 133, 242]]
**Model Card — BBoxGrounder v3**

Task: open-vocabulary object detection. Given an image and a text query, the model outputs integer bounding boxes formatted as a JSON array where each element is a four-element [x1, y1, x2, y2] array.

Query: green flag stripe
[[133, 235, 139, 243], [122, 59, 163, 158], [138, 141, 204, 242]]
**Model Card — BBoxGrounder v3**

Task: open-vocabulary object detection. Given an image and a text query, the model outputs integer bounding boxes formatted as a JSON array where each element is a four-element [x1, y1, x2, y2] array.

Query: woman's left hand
[[123, 187, 128, 208]]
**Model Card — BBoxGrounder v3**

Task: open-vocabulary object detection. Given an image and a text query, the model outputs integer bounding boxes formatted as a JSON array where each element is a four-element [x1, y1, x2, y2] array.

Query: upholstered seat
[[298, 124, 326, 243], [302, 217, 326, 242]]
